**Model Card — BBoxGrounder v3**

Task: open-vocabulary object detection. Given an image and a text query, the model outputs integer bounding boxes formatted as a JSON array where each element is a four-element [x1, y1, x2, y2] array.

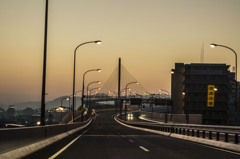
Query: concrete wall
[[0, 121, 91, 154]]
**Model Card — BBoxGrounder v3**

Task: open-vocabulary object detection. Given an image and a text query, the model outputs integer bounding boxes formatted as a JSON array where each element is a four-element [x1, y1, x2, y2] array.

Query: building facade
[[171, 63, 239, 125]]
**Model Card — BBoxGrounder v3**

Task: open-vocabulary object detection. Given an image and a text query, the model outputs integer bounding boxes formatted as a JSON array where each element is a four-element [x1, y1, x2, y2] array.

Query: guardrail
[[0, 118, 92, 154], [117, 115, 240, 145]]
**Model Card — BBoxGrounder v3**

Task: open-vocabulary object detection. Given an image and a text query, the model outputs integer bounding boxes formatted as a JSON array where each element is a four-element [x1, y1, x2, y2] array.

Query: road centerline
[[48, 129, 88, 159]]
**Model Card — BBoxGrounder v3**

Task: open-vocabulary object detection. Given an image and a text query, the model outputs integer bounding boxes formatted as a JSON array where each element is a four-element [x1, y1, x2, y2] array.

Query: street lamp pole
[[40, 0, 49, 126], [87, 81, 101, 109], [210, 43, 238, 110], [72, 40, 101, 123], [81, 69, 101, 108], [89, 87, 100, 111], [81, 69, 101, 122], [125, 82, 139, 120]]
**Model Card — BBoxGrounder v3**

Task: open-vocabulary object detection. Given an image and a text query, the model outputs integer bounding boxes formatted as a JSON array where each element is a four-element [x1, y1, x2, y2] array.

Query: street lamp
[[72, 40, 101, 122], [89, 87, 101, 110], [87, 81, 101, 108], [57, 106, 72, 124], [56, 106, 64, 123], [210, 43, 238, 109], [82, 69, 101, 109], [120, 88, 130, 95], [81, 69, 101, 122], [125, 82, 139, 120]]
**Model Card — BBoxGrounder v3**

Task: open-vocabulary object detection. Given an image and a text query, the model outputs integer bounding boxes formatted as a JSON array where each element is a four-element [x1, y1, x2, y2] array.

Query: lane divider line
[[48, 129, 88, 159], [128, 139, 134, 143], [139, 146, 150, 152], [48, 117, 96, 159]]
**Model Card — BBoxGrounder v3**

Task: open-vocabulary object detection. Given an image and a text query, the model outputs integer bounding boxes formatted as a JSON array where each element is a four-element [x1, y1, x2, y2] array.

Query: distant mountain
[[6, 97, 82, 110]]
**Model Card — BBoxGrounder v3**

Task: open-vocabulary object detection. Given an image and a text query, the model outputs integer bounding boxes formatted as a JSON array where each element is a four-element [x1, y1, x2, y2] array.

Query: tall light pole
[[125, 82, 139, 120], [72, 40, 101, 122], [56, 107, 64, 123], [210, 43, 238, 110], [87, 81, 101, 108], [89, 87, 101, 110], [40, 0, 49, 126], [81, 69, 101, 122], [81, 69, 101, 108]]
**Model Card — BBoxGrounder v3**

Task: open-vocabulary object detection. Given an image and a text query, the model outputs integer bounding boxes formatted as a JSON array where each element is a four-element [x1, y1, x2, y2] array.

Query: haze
[[0, 0, 240, 104]]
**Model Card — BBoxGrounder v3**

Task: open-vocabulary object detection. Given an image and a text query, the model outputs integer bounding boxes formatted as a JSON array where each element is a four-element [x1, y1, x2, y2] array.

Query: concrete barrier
[[140, 111, 202, 124], [115, 115, 240, 153], [0, 119, 92, 155]]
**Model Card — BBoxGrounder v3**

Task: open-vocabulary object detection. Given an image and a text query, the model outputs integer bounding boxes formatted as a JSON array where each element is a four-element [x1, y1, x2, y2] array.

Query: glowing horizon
[[0, 0, 240, 105]]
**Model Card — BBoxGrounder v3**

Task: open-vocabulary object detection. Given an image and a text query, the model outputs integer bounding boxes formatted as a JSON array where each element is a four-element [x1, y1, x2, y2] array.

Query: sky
[[0, 0, 240, 105]]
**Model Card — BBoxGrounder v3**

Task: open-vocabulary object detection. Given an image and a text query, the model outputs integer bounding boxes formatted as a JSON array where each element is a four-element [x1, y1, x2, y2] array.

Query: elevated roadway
[[24, 110, 240, 159]]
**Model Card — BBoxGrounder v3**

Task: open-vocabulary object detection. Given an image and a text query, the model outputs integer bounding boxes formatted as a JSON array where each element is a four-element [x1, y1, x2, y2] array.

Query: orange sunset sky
[[0, 0, 240, 104]]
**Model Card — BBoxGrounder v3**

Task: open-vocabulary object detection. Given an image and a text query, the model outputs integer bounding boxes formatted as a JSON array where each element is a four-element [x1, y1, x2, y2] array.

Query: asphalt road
[[24, 110, 240, 159]]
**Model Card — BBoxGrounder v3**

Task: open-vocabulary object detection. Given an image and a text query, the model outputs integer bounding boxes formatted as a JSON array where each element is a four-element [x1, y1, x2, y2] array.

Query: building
[[171, 63, 239, 125]]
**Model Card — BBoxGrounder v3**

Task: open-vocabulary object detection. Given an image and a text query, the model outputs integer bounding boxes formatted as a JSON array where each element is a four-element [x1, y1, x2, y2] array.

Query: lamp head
[[171, 71, 174, 74], [210, 43, 217, 48], [59, 106, 64, 111], [182, 92, 186, 95], [97, 69, 101, 72], [95, 40, 102, 45], [136, 82, 139, 85], [97, 81, 101, 84]]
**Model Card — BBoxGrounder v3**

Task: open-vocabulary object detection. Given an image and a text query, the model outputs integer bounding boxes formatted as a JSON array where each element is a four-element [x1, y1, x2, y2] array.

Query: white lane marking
[[139, 146, 150, 152], [128, 139, 134, 143], [48, 129, 88, 159], [121, 135, 126, 138]]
